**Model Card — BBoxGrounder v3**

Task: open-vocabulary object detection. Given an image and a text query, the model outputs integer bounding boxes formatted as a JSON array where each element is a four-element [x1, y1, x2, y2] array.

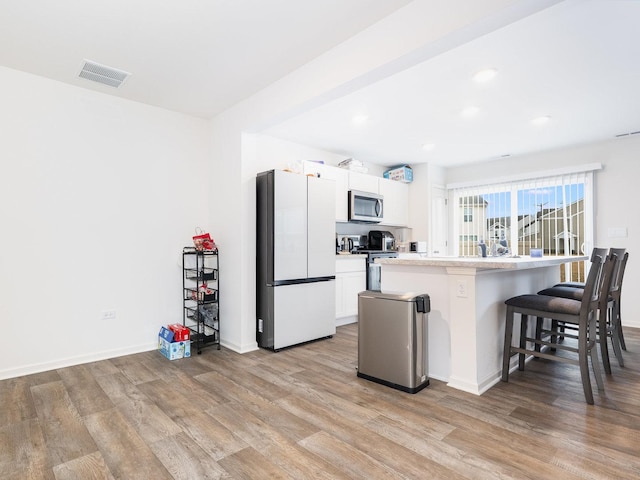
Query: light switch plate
[[607, 227, 628, 238]]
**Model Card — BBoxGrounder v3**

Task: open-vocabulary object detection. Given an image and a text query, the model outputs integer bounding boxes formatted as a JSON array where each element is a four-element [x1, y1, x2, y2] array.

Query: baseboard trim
[[0, 342, 157, 381]]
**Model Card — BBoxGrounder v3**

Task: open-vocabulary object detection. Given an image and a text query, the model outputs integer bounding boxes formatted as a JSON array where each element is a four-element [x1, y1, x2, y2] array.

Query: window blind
[[451, 170, 594, 281]]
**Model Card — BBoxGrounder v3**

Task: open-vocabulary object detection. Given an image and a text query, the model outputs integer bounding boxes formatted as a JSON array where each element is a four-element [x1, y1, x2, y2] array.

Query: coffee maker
[[368, 230, 395, 251]]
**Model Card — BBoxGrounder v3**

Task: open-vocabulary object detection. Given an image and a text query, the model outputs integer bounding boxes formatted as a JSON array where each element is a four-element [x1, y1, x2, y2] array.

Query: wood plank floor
[[2, 324, 640, 479]]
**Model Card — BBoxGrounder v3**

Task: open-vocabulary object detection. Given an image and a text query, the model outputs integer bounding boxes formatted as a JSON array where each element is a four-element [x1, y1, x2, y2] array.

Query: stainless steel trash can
[[357, 291, 430, 393]]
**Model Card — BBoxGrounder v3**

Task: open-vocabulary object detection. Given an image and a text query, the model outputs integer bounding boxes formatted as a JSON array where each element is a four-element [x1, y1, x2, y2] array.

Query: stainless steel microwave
[[348, 190, 383, 223]]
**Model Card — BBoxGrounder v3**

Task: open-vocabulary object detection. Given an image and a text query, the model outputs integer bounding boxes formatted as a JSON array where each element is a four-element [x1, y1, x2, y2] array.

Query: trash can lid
[[358, 290, 429, 302]]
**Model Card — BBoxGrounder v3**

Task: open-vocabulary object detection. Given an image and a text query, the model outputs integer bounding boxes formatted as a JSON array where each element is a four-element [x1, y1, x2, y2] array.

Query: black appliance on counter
[[368, 230, 395, 251]]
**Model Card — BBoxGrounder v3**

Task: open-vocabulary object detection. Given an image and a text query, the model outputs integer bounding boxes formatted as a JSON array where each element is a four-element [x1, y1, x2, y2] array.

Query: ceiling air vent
[[78, 60, 131, 88]]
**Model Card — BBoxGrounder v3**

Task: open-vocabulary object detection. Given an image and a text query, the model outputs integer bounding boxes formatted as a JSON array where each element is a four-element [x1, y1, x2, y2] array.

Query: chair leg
[[611, 330, 625, 368], [600, 310, 612, 375], [611, 313, 625, 368], [590, 348, 604, 392], [618, 326, 627, 351], [590, 316, 604, 391], [519, 314, 528, 371], [502, 307, 514, 382], [558, 321, 565, 342], [535, 317, 543, 352], [578, 319, 595, 405], [550, 319, 558, 352], [614, 300, 627, 352]]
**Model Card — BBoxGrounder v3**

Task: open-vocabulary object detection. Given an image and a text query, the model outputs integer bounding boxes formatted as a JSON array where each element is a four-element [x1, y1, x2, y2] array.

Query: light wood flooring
[[2, 324, 640, 479]]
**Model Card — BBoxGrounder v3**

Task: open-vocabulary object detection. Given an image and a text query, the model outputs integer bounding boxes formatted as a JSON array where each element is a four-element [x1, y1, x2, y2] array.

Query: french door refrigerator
[[257, 169, 336, 350]]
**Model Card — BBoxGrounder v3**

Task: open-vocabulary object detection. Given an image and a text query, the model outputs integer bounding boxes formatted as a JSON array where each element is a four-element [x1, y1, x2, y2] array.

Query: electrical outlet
[[456, 280, 468, 298], [101, 309, 117, 321]]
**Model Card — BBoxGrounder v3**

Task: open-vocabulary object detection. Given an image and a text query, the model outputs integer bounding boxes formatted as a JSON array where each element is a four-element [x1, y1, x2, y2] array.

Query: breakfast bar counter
[[376, 255, 586, 395]]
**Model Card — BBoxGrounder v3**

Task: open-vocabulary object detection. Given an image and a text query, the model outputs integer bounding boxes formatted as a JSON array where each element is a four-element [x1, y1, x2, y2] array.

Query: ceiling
[[0, 0, 411, 118], [265, 0, 640, 167], [2, 1, 640, 169]]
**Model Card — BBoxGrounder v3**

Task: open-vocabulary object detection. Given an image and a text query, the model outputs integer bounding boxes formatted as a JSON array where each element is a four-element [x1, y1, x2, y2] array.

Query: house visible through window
[[463, 207, 473, 222], [449, 166, 599, 282]]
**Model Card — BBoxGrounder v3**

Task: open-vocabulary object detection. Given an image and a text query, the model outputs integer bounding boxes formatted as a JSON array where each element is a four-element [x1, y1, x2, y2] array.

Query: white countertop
[[376, 255, 586, 270]]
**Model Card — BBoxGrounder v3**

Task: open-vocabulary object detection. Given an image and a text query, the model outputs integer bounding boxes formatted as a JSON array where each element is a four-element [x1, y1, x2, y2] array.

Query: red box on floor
[[168, 323, 190, 341]]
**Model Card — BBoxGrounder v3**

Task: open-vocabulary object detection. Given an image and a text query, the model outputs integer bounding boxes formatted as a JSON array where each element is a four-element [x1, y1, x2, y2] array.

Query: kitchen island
[[377, 255, 587, 395]]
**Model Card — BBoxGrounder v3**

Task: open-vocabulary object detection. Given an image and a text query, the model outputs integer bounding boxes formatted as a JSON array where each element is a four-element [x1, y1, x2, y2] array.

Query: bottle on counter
[[478, 238, 487, 258]]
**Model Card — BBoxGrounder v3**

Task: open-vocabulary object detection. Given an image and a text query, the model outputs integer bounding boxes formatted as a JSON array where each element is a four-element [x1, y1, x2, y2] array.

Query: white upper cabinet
[[303, 162, 409, 226], [348, 171, 379, 194], [304, 161, 348, 222], [378, 177, 409, 227]]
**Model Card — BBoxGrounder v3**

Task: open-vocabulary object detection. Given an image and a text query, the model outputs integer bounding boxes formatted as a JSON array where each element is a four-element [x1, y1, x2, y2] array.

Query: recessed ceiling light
[[531, 115, 551, 126], [473, 68, 498, 83], [352, 114, 369, 125], [422, 143, 435, 151], [461, 106, 479, 118]]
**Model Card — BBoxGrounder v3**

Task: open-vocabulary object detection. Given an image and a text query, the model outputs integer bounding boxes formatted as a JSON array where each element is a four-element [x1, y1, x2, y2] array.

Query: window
[[459, 234, 478, 242], [449, 166, 599, 282]]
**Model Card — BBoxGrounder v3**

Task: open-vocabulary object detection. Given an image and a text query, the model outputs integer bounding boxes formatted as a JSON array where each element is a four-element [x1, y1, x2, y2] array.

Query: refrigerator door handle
[[272, 276, 335, 286]]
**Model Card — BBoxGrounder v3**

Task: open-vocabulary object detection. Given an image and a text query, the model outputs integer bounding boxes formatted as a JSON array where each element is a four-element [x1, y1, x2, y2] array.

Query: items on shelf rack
[[182, 247, 220, 354]]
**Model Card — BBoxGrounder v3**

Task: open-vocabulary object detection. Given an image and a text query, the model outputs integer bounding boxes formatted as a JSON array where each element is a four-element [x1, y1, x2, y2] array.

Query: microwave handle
[[375, 199, 382, 216]]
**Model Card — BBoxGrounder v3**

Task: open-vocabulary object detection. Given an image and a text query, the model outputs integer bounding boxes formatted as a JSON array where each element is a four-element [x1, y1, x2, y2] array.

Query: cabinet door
[[348, 171, 379, 193], [304, 162, 348, 221], [335, 256, 367, 319], [379, 177, 409, 226], [342, 271, 366, 317]]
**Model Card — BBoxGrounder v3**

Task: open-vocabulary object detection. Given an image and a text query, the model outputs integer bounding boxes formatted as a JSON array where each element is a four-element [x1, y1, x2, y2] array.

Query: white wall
[[0, 67, 211, 379], [444, 136, 640, 327]]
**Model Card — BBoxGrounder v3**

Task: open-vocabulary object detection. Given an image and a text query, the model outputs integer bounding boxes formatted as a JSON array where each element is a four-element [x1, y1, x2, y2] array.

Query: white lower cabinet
[[335, 256, 367, 325]]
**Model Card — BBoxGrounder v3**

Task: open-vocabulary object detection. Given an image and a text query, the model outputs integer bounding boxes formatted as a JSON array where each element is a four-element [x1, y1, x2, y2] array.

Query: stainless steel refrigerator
[[256, 169, 336, 350]]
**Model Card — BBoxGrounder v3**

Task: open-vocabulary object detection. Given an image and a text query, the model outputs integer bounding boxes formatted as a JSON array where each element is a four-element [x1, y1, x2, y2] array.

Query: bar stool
[[607, 252, 628, 363], [501, 252, 607, 404], [538, 250, 626, 374], [531, 248, 606, 353], [551, 249, 628, 353]]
